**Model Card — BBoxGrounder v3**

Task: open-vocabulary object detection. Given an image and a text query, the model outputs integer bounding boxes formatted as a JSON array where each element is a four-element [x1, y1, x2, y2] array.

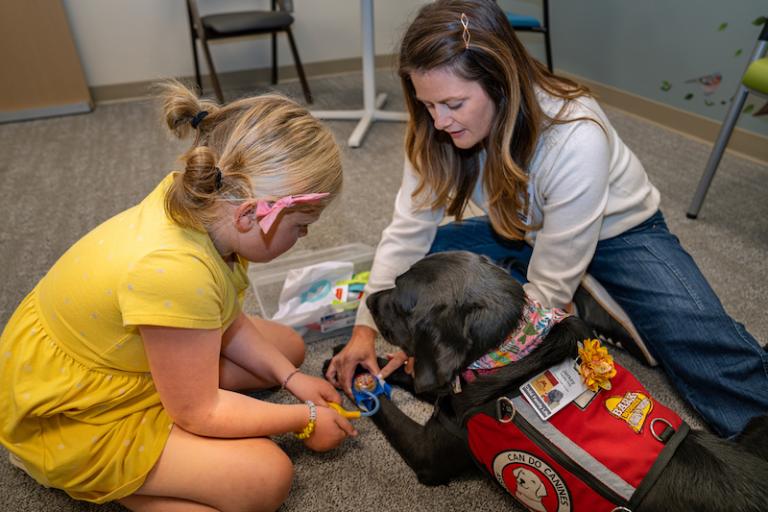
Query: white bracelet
[[294, 400, 317, 440], [306, 400, 317, 421]]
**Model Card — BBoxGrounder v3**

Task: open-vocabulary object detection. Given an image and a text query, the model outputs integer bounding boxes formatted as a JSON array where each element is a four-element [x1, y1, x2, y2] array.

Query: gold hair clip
[[460, 13, 470, 49]]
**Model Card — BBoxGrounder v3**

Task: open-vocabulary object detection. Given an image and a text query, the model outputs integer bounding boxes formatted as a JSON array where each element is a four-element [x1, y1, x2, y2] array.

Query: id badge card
[[519, 358, 589, 421]]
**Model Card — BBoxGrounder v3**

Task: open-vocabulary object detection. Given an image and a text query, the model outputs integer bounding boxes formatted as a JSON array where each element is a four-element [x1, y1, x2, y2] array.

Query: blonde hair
[[158, 80, 342, 230], [399, 0, 595, 240]]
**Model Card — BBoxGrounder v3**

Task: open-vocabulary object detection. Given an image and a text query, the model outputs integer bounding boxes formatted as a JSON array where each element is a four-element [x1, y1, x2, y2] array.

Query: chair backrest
[[186, 0, 204, 41], [275, 0, 293, 12]]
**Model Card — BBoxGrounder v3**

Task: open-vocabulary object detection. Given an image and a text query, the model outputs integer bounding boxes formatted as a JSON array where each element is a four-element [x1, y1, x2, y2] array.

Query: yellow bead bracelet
[[294, 400, 317, 440]]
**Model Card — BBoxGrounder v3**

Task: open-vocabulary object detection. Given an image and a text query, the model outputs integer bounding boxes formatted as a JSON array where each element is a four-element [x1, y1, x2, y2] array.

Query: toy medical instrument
[[329, 371, 392, 419]]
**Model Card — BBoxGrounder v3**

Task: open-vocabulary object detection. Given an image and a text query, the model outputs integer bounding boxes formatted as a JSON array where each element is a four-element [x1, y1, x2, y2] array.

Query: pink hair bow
[[255, 193, 329, 234]]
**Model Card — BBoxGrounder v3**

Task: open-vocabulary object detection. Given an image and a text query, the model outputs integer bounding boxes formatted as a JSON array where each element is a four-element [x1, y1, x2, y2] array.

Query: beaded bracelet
[[294, 400, 317, 440], [281, 369, 301, 391]]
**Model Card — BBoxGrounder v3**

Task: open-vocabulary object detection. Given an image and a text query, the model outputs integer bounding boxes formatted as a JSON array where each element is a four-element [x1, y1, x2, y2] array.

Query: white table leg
[[311, 0, 408, 148]]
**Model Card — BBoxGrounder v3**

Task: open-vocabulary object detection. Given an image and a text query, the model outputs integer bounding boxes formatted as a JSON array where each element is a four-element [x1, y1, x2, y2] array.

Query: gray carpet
[[0, 70, 766, 512]]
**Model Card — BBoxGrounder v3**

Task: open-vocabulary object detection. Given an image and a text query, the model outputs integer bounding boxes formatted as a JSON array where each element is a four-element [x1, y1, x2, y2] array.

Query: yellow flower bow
[[578, 338, 617, 392]]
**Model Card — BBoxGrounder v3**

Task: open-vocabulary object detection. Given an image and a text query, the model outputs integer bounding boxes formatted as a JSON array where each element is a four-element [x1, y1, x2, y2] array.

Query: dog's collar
[[457, 296, 568, 390]]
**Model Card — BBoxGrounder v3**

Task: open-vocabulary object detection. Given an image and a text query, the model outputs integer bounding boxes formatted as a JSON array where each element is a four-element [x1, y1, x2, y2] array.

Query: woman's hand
[[325, 326, 380, 396], [303, 405, 357, 452], [384, 350, 413, 377], [286, 372, 341, 407]]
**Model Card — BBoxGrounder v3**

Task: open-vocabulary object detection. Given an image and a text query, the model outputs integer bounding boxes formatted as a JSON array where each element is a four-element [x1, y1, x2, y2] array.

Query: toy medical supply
[[329, 402, 362, 419], [331, 272, 370, 311], [272, 264, 370, 336], [328, 371, 392, 419], [352, 372, 391, 414], [272, 261, 354, 327]]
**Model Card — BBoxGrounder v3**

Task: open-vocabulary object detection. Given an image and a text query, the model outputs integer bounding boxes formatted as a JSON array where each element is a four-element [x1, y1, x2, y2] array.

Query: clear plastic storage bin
[[247, 243, 375, 341]]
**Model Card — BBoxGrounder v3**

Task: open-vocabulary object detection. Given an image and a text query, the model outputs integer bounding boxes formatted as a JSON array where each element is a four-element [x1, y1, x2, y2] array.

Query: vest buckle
[[649, 417, 676, 443], [496, 396, 516, 423]]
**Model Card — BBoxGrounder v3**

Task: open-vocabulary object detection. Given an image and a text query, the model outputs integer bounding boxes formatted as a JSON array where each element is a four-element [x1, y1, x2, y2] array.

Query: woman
[[326, 0, 768, 439]]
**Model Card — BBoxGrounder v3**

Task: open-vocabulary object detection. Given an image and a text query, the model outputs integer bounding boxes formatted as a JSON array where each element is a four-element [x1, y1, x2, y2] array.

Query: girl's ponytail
[[158, 80, 226, 229], [156, 79, 342, 232], [159, 80, 219, 140], [165, 146, 222, 230]]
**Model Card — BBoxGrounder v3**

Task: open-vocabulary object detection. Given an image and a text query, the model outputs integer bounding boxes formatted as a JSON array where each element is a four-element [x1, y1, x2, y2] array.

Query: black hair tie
[[190, 110, 209, 129], [214, 167, 223, 191]]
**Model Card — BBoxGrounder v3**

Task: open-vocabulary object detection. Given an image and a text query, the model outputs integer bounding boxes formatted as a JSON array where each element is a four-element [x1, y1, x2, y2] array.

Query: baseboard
[[90, 59, 767, 164], [89, 55, 397, 104], [561, 71, 768, 164], [0, 101, 92, 124]]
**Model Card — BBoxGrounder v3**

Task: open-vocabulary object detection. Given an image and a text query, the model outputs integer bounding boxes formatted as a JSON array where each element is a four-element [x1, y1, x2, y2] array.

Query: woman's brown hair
[[399, 0, 592, 240], [158, 80, 342, 231]]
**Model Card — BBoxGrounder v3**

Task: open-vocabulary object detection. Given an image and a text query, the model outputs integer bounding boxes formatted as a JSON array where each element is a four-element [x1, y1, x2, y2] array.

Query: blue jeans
[[428, 211, 768, 438]]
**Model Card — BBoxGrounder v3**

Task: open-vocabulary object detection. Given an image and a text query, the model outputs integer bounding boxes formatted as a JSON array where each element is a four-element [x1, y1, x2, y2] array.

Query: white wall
[[61, 0, 428, 87]]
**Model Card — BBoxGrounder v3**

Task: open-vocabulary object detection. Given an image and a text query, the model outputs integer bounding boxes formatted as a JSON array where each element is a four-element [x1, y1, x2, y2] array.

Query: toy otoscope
[[329, 372, 392, 420]]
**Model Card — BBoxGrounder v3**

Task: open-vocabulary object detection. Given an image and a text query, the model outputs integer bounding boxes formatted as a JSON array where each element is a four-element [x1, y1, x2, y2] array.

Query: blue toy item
[[352, 372, 391, 415], [328, 368, 392, 419]]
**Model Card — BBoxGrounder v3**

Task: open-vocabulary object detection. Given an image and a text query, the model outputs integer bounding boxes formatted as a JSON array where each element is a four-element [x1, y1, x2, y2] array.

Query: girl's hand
[[325, 326, 380, 396], [303, 405, 357, 452], [286, 372, 341, 406]]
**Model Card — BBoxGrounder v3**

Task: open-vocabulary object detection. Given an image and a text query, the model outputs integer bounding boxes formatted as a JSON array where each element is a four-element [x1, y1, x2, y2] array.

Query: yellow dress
[[0, 173, 249, 503]]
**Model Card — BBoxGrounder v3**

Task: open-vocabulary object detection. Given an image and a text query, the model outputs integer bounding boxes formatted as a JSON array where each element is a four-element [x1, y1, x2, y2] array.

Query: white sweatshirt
[[356, 92, 660, 330]]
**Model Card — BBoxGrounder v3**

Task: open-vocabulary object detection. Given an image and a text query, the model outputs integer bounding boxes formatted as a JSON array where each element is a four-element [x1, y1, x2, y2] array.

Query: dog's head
[[366, 251, 525, 394]]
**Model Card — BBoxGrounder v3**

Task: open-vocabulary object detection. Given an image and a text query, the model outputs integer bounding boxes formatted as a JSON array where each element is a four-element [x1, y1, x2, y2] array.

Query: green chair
[[687, 18, 768, 219]]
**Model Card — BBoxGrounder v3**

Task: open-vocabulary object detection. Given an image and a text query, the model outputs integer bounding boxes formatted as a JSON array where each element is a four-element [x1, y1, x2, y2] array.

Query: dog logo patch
[[605, 391, 653, 433], [492, 450, 572, 512]]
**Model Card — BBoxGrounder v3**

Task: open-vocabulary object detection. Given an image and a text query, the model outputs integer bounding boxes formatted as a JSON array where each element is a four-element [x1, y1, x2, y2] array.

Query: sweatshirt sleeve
[[356, 158, 445, 330], [523, 120, 611, 309]]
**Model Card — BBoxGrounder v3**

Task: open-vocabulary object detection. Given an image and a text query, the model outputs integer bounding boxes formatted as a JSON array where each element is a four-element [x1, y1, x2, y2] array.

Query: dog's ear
[[460, 265, 526, 360], [410, 311, 468, 394], [412, 336, 466, 394], [461, 300, 519, 359]]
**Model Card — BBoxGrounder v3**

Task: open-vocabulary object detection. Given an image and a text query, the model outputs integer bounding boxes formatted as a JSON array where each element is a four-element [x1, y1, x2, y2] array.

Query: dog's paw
[[321, 357, 333, 379]]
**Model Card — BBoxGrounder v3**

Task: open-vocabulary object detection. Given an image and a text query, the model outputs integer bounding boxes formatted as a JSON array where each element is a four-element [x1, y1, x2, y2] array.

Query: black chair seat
[[202, 11, 294, 38], [186, 0, 312, 104]]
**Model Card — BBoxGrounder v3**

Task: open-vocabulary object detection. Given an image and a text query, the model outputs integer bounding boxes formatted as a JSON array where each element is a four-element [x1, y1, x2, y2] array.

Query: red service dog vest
[[465, 363, 689, 512]]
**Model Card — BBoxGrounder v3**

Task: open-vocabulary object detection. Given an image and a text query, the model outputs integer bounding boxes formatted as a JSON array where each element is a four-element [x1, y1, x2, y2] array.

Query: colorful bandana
[[255, 193, 329, 234], [466, 296, 569, 371]]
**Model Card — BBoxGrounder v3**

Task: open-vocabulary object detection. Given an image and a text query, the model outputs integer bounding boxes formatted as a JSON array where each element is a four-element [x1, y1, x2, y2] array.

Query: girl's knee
[[286, 328, 305, 367], [243, 441, 293, 512], [246, 314, 305, 367], [268, 447, 294, 506]]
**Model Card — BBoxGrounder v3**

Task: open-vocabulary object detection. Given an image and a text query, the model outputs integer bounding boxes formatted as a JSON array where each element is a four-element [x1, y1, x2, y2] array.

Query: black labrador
[[361, 251, 768, 512]]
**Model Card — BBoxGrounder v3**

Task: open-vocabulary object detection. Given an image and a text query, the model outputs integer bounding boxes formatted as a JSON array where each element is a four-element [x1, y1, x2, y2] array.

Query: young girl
[[326, 0, 768, 440], [0, 81, 355, 512]]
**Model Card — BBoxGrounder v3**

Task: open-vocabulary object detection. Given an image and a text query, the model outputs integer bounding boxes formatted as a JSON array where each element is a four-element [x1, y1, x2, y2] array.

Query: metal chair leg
[[271, 33, 278, 85], [200, 39, 224, 103], [285, 28, 312, 104], [542, 0, 553, 72], [186, 3, 202, 92], [686, 85, 750, 219], [543, 29, 553, 72]]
